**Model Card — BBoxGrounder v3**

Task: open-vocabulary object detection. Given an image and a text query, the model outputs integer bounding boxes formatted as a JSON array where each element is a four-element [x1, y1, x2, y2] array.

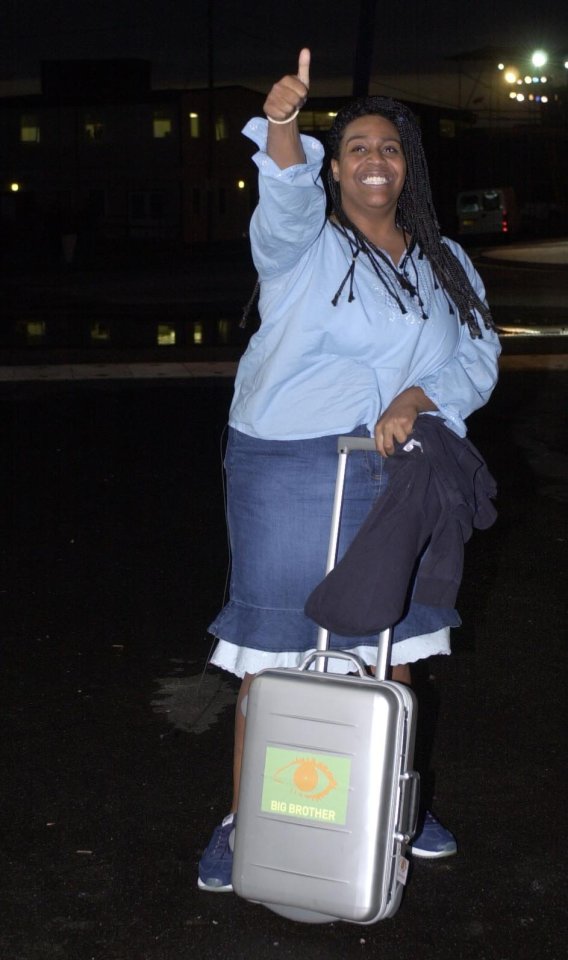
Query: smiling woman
[[199, 48, 502, 893], [330, 115, 407, 255], [324, 95, 494, 342]]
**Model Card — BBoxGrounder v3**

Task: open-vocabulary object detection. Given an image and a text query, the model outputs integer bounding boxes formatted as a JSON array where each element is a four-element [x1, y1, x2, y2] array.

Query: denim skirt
[[208, 427, 459, 667]]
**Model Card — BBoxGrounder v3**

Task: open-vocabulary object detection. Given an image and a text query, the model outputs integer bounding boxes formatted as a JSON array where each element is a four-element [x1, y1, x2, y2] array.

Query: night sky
[[1, 0, 566, 91]]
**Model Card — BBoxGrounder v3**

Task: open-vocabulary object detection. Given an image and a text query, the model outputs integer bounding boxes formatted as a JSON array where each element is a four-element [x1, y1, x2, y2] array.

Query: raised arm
[[263, 48, 311, 169]]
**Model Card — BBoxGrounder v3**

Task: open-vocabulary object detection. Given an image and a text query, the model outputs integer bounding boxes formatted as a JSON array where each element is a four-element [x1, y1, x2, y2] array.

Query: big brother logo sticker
[[261, 746, 351, 825]]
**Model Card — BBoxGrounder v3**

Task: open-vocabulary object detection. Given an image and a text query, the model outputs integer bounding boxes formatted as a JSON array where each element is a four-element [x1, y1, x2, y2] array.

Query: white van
[[456, 187, 520, 238]]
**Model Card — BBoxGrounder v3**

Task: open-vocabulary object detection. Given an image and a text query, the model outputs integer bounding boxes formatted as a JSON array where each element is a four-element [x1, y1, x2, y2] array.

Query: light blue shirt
[[229, 118, 501, 440]]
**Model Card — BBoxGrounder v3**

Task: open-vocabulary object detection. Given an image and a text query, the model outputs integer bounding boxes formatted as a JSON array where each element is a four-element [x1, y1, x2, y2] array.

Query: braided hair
[[326, 96, 495, 339]]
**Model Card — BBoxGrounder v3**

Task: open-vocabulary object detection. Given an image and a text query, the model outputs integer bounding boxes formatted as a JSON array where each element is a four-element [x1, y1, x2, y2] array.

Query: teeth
[[362, 176, 388, 185]]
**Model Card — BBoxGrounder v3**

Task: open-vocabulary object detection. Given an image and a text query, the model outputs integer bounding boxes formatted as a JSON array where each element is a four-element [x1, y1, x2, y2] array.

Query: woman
[[198, 49, 500, 891]]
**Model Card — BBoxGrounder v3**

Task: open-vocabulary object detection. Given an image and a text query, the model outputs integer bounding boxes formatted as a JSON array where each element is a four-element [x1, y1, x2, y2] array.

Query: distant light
[[509, 91, 517, 100], [188, 112, 200, 138], [524, 76, 532, 84], [10, 182, 20, 192], [157, 324, 176, 346], [516, 93, 525, 102], [532, 76, 540, 83], [90, 322, 111, 342], [217, 319, 231, 344], [516, 79, 523, 85], [541, 96, 548, 104], [564, 60, 568, 70], [237, 180, 245, 189], [26, 320, 45, 342], [540, 76, 547, 83], [504, 66, 519, 83], [528, 94, 534, 101], [531, 50, 547, 68], [497, 62, 505, 70], [327, 112, 338, 117]]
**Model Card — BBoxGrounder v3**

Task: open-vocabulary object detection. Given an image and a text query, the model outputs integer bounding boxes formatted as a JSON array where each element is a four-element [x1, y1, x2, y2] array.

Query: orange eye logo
[[273, 757, 337, 801]]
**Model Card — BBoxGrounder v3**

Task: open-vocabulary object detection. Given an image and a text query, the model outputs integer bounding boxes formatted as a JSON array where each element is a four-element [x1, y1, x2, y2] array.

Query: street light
[[496, 49, 567, 113], [531, 50, 548, 69], [503, 66, 519, 84]]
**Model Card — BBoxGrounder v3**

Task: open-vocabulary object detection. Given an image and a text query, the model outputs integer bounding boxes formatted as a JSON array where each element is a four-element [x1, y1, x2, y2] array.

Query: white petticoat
[[210, 627, 450, 679]]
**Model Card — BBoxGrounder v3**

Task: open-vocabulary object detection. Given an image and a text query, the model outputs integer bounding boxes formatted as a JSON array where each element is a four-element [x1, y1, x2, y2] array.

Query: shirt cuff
[[242, 116, 324, 181], [415, 382, 467, 437]]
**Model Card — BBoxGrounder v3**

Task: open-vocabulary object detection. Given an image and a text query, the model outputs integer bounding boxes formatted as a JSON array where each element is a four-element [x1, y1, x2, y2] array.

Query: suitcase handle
[[299, 649, 369, 678], [314, 434, 391, 679], [337, 436, 377, 453], [395, 771, 421, 843]]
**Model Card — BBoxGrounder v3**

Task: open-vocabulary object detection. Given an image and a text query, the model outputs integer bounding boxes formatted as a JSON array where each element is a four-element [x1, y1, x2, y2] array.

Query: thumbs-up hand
[[263, 48, 311, 123], [297, 48, 311, 89]]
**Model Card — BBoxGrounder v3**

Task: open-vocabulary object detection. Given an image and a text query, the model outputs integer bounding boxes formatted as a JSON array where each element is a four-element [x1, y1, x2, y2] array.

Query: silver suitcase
[[232, 436, 420, 924]]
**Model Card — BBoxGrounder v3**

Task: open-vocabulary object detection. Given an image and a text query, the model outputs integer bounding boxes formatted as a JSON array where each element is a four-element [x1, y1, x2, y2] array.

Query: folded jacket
[[304, 415, 497, 636]]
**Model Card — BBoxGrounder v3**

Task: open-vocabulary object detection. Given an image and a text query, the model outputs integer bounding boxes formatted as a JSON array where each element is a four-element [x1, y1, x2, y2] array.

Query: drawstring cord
[[330, 220, 430, 318]]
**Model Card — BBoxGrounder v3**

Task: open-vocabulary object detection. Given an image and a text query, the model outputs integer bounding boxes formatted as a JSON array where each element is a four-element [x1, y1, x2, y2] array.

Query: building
[[0, 60, 266, 261], [0, 58, 480, 264]]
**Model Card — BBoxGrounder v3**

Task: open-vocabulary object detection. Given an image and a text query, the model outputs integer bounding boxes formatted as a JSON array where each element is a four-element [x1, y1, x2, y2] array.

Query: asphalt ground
[[1, 363, 566, 960]]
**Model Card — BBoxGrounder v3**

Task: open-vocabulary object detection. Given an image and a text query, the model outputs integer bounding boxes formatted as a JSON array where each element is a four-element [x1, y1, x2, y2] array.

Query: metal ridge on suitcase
[[232, 436, 420, 924]]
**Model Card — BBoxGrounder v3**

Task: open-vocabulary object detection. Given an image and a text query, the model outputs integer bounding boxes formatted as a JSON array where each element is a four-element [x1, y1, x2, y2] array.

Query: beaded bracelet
[[266, 108, 300, 125]]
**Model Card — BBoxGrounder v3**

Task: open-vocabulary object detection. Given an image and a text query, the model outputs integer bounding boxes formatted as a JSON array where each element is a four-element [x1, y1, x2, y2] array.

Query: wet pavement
[[2, 361, 566, 960], [480, 239, 568, 267], [1, 236, 567, 371], [1, 236, 567, 958]]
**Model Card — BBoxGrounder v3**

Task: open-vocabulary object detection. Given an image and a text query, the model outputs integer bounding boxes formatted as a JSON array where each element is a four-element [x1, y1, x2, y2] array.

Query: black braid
[[326, 97, 495, 339]]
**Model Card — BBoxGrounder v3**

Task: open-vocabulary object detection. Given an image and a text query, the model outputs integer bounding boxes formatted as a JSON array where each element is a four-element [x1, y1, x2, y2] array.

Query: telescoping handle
[[314, 435, 392, 681]]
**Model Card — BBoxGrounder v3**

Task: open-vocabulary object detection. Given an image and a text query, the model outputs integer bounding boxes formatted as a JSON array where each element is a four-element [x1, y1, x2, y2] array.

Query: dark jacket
[[304, 415, 497, 636]]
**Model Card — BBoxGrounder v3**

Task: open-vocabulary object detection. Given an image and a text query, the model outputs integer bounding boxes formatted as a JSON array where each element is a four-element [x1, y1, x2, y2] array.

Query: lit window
[[439, 118, 456, 139], [20, 114, 40, 143], [189, 112, 200, 138], [217, 319, 231, 344], [91, 322, 111, 342], [215, 116, 228, 141], [157, 325, 176, 346], [25, 320, 46, 342], [84, 117, 104, 141], [153, 114, 173, 138], [298, 111, 337, 131], [192, 321, 203, 345]]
